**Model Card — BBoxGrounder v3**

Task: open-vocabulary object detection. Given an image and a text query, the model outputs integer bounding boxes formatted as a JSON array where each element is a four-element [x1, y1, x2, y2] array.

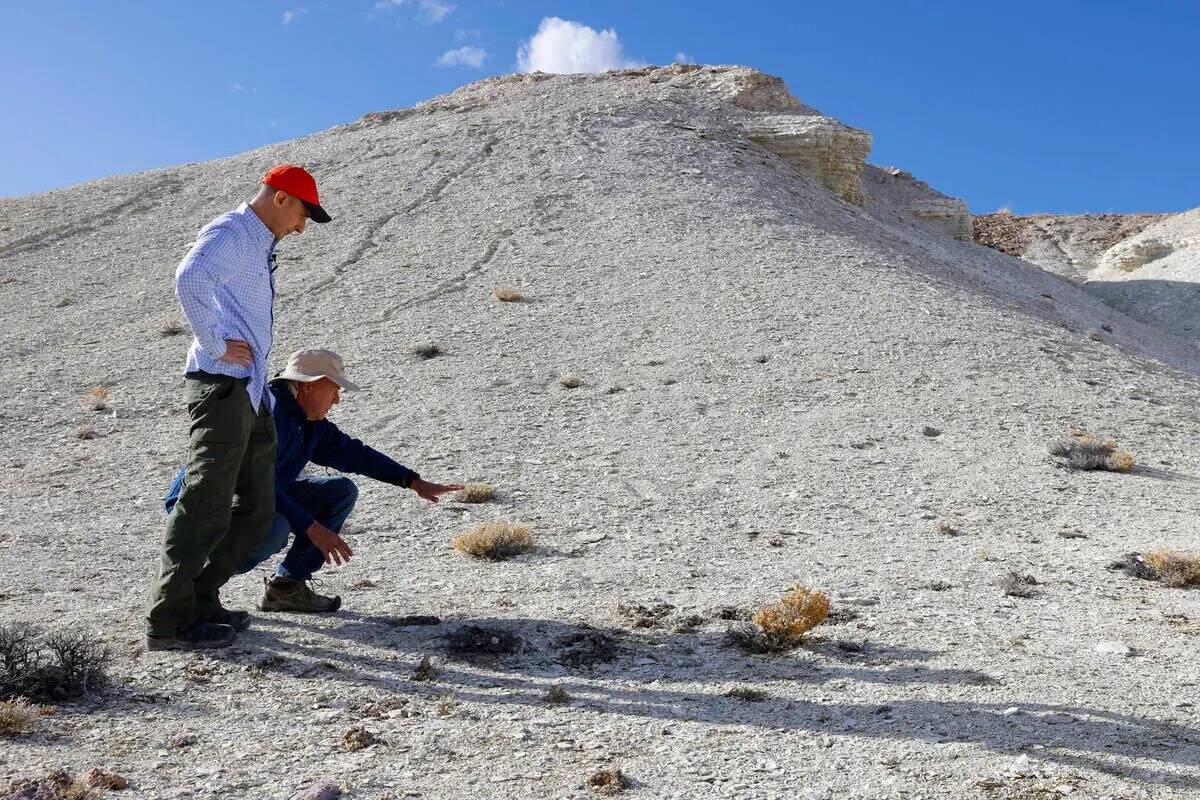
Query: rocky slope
[[973, 209, 1199, 342], [2, 65, 1200, 800]]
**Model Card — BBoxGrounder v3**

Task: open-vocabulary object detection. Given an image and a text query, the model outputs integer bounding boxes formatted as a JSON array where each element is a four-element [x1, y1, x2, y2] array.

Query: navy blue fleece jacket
[[165, 381, 419, 533]]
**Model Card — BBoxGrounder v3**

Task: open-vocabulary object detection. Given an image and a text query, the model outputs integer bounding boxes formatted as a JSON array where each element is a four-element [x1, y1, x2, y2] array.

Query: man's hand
[[219, 339, 253, 367], [411, 478, 464, 503], [305, 520, 353, 566]]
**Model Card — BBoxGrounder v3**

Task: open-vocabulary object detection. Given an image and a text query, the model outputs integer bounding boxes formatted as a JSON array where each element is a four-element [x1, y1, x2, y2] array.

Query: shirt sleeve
[[174, 225, 238, 361], [310, 420, 420, 488]]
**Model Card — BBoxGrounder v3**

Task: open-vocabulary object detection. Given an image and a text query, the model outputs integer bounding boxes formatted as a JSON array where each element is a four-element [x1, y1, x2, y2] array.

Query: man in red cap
[[145, 165, 331, 651]]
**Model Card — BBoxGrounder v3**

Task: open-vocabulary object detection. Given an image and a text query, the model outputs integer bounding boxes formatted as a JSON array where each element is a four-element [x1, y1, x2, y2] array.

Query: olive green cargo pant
[[145, 372, 276, 638]]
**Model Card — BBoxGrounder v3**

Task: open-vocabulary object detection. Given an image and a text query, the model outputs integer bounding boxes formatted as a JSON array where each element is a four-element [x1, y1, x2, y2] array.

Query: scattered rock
[[446, 624, 521, 656], [559, 374, 582, 389], [78, 768, 127, 791], [288, 780, 342, 800], [557, 629, 619, 667], [1107, 552, 1158, 581], [616, 601, 675, 628], [1095, 641, 1133, 657]]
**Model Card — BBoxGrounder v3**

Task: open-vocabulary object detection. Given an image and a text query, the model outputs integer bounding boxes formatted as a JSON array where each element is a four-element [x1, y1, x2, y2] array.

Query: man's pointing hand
[[412, 478, 464, 503]]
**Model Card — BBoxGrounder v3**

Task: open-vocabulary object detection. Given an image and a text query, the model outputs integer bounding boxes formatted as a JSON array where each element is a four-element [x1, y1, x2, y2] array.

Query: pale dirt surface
[[2, 66, 1200, 800]]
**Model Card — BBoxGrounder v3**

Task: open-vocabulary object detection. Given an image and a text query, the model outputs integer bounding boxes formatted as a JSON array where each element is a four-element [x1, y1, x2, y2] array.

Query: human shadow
[[193, 613, 1200, 789]]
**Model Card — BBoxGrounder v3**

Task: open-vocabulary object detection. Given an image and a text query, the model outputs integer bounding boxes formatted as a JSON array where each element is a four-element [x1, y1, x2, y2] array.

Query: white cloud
[[437, 46, 487, 68], [674, 51, 692, 64], [230, 82, 244, 93], [375, 0, 454, 24], [454, 28, 479, 41], [516, 17, 641, 74], [282, 8, 308, 25]]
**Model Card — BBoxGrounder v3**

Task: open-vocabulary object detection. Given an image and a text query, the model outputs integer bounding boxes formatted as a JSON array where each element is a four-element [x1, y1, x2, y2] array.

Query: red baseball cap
[[262, 164, 331, 223]]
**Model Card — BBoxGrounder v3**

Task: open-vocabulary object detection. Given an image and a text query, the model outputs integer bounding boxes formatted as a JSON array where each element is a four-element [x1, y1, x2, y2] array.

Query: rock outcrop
[[744, 115, 872, 205], [1097, 207, 1200, 273], [972, 210, 1168, 278], [861, 165, 973, 240]]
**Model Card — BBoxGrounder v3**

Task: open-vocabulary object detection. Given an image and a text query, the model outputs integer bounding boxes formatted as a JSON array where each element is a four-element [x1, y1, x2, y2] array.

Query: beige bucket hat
[[272, 348, 362, 392]]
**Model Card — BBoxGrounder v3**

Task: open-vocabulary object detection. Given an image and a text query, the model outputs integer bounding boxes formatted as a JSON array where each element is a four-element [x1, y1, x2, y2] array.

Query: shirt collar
[[238, 202, 278, 255]]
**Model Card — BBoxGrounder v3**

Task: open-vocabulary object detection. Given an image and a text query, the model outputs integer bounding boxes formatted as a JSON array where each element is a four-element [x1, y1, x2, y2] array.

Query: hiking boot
[[145, 622, 236, 652], [201, 607, 252, 631], [258, 576, 342, 613]]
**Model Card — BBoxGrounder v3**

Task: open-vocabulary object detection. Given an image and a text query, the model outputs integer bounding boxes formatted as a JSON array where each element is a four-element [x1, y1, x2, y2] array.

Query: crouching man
[[166, 348, 462, 613]]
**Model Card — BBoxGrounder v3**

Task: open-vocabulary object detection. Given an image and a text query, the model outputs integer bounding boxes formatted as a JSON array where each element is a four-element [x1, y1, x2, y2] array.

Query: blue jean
[[238, 476, 358, 582]]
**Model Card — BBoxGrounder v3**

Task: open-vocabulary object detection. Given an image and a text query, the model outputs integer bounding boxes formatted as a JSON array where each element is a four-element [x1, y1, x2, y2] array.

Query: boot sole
[[258, 596, 343, 613], [144, 633, 236, 652]]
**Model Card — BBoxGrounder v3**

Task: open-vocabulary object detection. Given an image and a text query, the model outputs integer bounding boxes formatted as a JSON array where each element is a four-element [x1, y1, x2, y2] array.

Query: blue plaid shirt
[[175, 203, 276, 413]]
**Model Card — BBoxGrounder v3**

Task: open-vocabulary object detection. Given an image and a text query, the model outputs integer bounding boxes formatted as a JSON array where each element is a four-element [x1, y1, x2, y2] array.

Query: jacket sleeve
[[309, 420, 420, 488], [174, 225, 238, 361]]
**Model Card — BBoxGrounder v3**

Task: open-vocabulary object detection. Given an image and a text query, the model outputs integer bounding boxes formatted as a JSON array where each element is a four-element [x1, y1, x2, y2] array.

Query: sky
[[1, 1, 1197, 214]]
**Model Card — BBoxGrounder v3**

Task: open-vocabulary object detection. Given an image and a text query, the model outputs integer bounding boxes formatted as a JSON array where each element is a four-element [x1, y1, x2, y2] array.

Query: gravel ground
[[1, 66, 1199, 800]]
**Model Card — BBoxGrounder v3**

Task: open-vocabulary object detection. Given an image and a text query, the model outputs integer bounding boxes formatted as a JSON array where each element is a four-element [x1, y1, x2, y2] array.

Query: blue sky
[[1, 1, 1196, 213]]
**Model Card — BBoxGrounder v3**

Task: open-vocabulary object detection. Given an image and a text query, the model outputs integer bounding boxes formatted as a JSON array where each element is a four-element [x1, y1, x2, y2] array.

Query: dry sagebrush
[[1144, 550, 1200, 588], [0, 698, 41, 736], [729, 585, 830, 653], [1049, 430, 1135, 472], [451, 522, 534, 560], [457, 483, 495, 503]]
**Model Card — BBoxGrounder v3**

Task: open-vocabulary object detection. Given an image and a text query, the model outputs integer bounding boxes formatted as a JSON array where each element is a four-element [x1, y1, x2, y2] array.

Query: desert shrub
[[410, 654, 437, 682], [457, 483, 495, 503], [559, 374, 582, 389], [0, 698, 40, 736], [159, 319, 186, 337], [411, 342, 444, 360], [0, 622, 110, 702], [586, 768, 629, 795], [81, 386, 108, 412], [74, 425, 97, 441], [493, 285, 522, 302], [730, 586, 829, 653], [1049, 431, 1135, 472], [452, 522, 533, 560], [1144, 550, 1200, 588], [341, 726, 379, 751], [1001, 573, 1039, 598], [433, 693, 459, 717], [546, 686, 571, 704], [725, 686, 766, 702], [2, 770, 98, 799]]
